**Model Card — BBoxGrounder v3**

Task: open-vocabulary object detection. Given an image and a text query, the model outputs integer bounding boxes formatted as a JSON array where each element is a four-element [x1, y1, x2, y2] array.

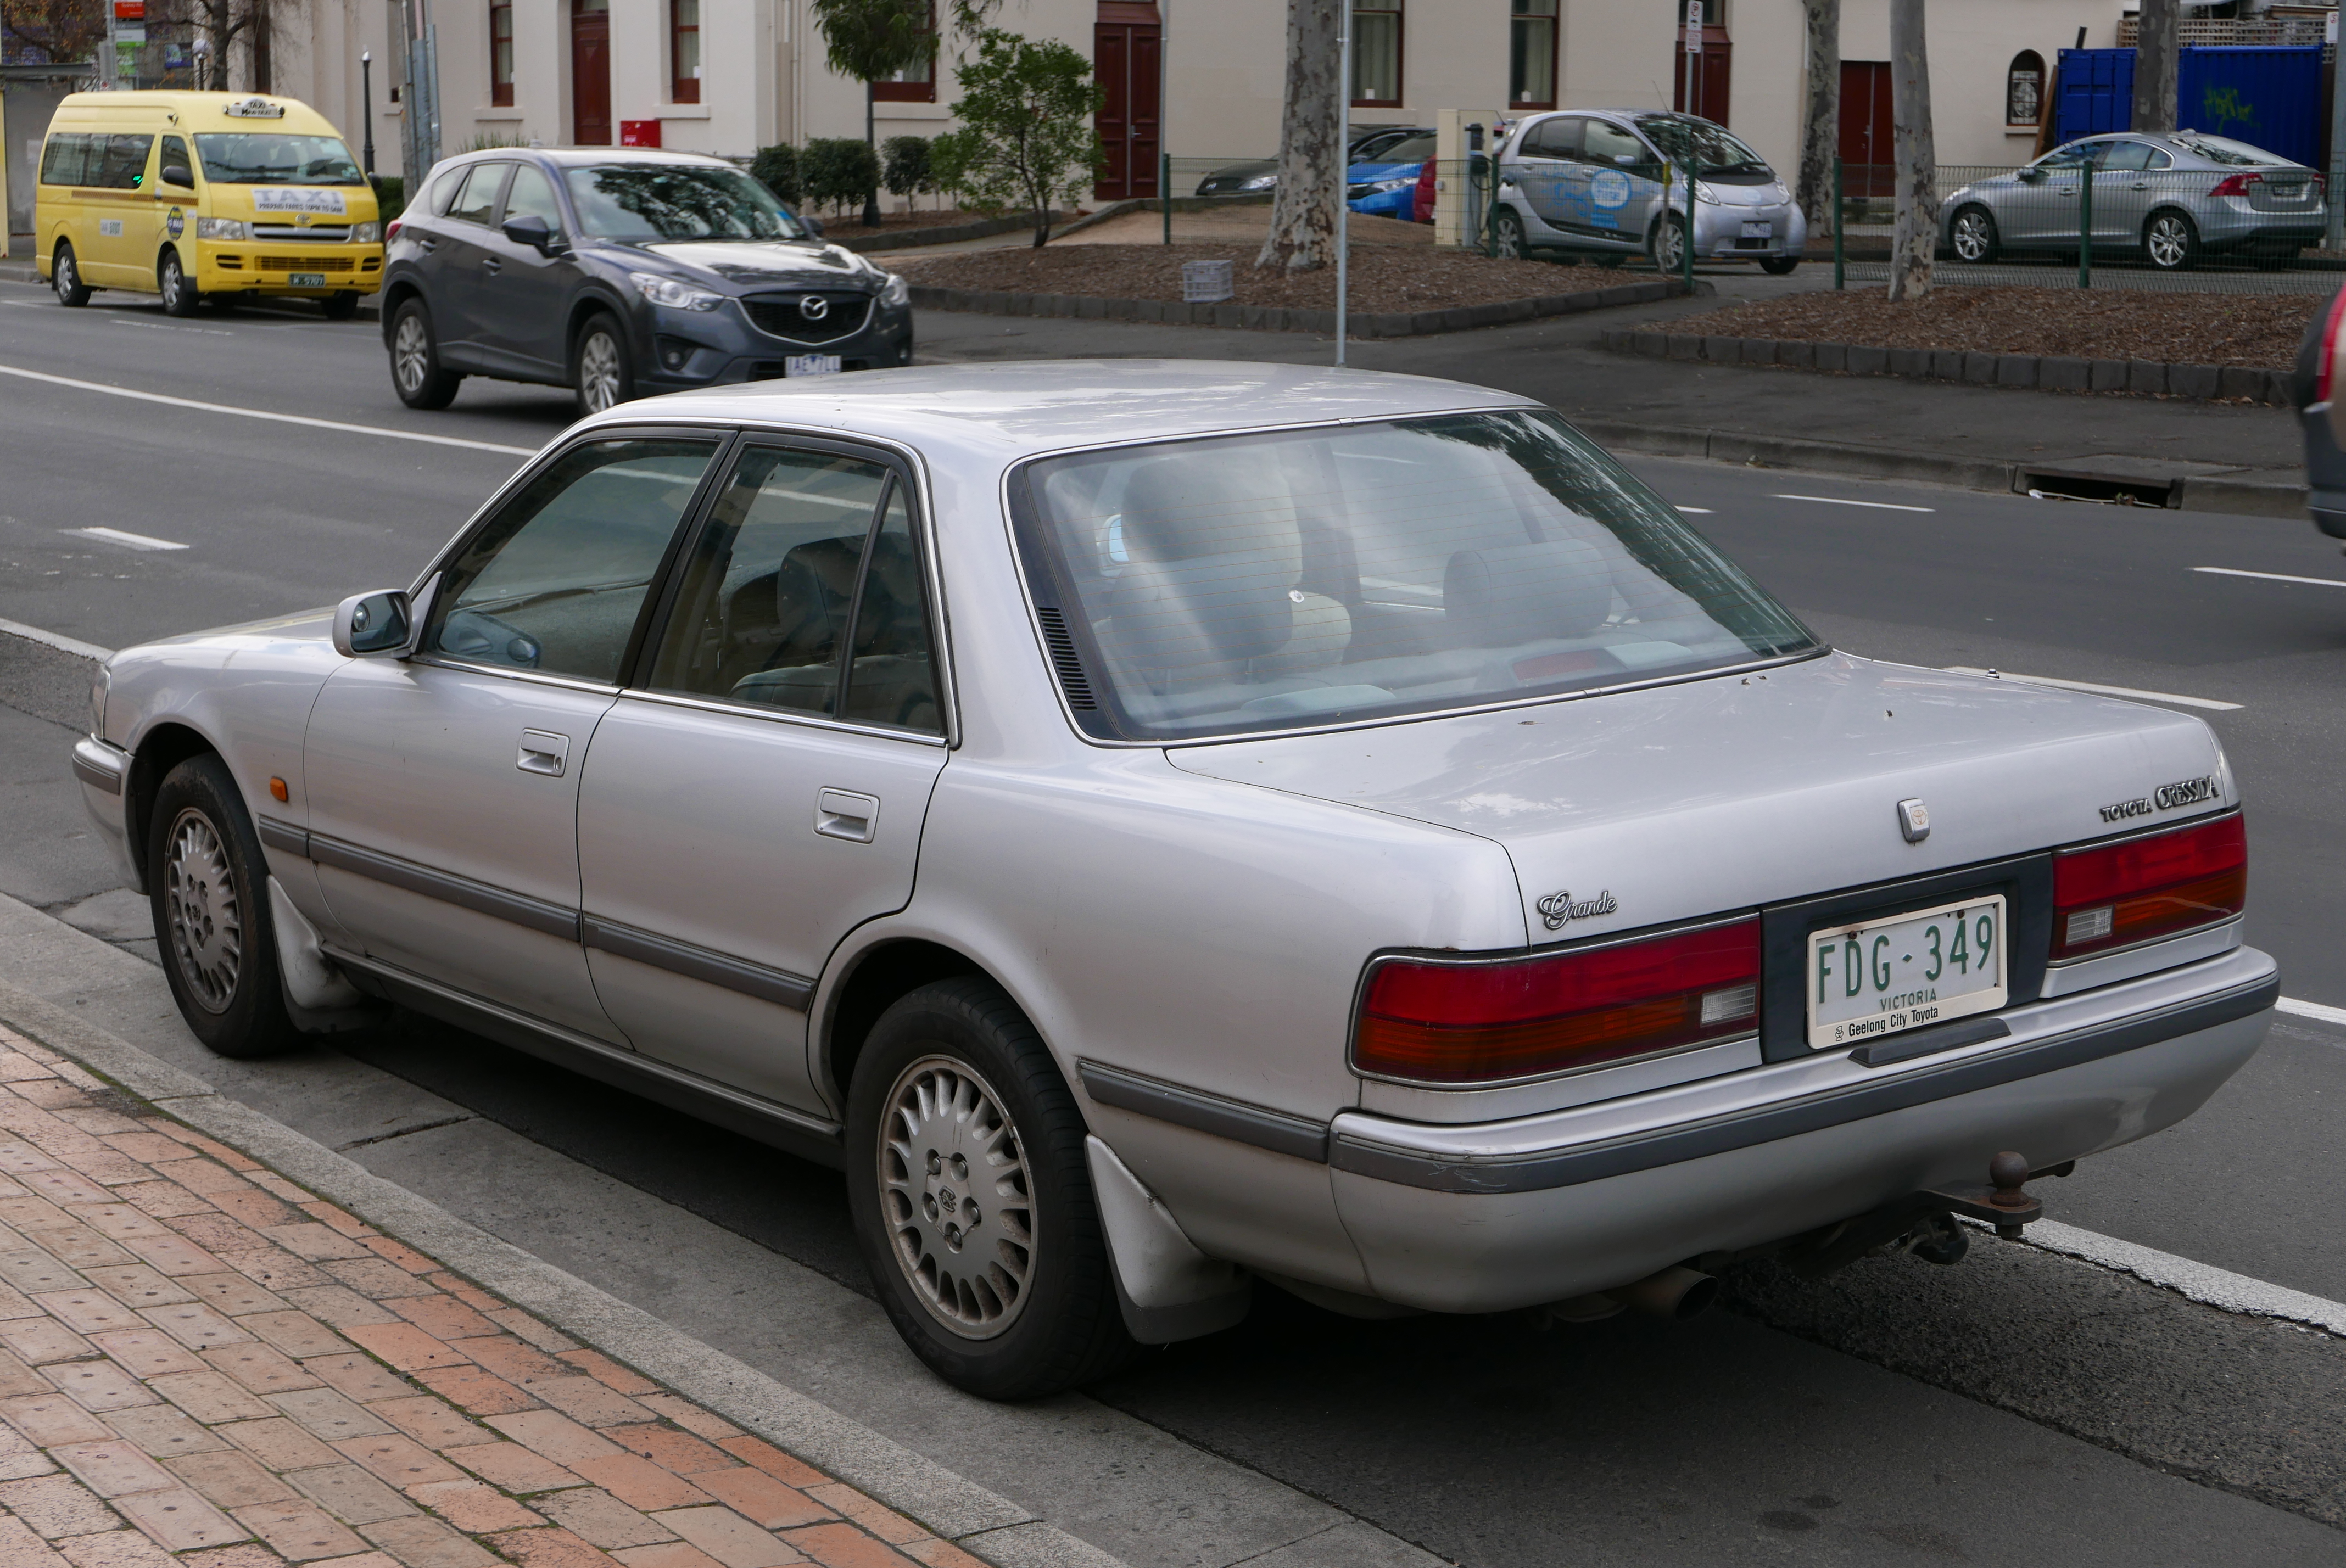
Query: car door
[[2008, 142, 2092, 245], [576, 439, 951, 1115], [83, 131, 160, 283], [301, 432, 728, 1041], [431, 161, 512, 369], [472, 161, 581, 380], [1581, 118, 1661, 249], [1511, 116, 1580, 232], [2093, 139, 2163, 243]]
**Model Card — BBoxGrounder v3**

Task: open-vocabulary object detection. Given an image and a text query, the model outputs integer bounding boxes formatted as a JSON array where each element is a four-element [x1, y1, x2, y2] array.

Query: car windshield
[[2033, 142, 2098, 170], [1634, 115, 1770, 176], [193, 133, 364, 186], [2172, 132, 2288, 167], [1015, 412, 1818, 741], [562, 164, 810, 242]]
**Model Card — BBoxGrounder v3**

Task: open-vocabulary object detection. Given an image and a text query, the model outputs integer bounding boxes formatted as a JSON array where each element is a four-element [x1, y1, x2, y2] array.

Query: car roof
[[434, 145, 739, 171], [53, 90, 344, 137], [583, 361, 1540, 466]]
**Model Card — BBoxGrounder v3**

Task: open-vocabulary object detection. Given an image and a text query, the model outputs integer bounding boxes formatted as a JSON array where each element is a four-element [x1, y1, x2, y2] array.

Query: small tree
[[882, 135, 933, 213], [1, 0, 105, 65], [1887, 0, 1935, 301], [751, 143, 803, 208], [803, 138, 880, 219], [1256, 0, 1342, 272], [148, 0, 285, 90], [808, 0, 930, 227], [929, 29, 1101, 248], [1797, 0, 1840, 244]]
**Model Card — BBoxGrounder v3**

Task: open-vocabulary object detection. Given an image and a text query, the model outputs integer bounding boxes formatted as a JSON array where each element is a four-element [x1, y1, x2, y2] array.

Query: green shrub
[[801, 137, 880, 217], [371, 175, 406, 223], [882, 136, 933, 210], [750, 143, 802, 206]]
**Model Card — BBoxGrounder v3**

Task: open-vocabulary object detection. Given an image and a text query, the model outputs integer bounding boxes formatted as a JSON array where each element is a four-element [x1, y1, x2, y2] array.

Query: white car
[[74, 363, 2275, 1398]]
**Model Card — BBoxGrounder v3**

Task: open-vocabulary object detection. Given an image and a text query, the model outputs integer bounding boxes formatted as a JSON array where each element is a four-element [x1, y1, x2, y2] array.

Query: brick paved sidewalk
[[0, 1022, 981, 1568]]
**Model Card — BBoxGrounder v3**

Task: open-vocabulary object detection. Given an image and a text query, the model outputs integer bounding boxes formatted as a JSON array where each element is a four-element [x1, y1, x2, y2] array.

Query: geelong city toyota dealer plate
[[1807, 894, 2007, 1050]]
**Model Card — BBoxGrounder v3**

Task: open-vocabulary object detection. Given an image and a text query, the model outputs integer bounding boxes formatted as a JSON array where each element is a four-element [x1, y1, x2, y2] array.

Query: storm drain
[[2019, 471, 2178, 506]]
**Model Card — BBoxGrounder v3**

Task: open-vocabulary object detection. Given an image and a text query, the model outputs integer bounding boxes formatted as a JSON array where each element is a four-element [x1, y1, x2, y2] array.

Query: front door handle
[[517, 729, 569, 776], [815, 788, 879, 843], [482, 257, 502, 274]]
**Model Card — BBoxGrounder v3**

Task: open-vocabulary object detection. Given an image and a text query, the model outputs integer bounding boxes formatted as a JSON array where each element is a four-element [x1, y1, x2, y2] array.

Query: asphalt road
[[3, 281, 2344, 1564]]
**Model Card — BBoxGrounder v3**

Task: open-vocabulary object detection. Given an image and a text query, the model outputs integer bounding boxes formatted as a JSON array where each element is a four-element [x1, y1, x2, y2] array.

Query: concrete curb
[[0, 972, 1131, 1568], [831, 210, 1072, 254], [1597, 324, 2297, 407], [910, 277, 1704, 339]]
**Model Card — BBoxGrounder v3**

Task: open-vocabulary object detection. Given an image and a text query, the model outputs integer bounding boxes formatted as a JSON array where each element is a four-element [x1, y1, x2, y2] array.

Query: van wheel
[[322, 293, 360, 321], [149, 754, 303, 1060], [574, 314, 634, 416], [53, 243, 91, 307], [159, 250, 200, 317], [390, 298, 463, 410], [845, 977, 1133, 1400]]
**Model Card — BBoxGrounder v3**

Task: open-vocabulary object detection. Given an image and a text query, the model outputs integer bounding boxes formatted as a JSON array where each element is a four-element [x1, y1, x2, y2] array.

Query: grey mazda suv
[[381, 147, 914, 414]]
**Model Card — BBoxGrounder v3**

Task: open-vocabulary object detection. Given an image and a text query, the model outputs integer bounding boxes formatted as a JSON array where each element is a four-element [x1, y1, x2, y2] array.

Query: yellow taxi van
[[36, 91, 383, 319]]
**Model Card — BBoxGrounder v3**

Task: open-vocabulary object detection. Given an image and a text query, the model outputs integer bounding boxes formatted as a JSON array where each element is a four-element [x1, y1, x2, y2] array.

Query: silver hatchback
[[1942, 131, 2326, 270]]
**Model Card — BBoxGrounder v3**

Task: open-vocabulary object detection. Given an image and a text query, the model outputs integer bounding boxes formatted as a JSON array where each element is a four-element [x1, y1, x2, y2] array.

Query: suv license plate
[[1806, 894, 2007, 1050], [288, 272, 327, 288], [786, 354, 842, 377]]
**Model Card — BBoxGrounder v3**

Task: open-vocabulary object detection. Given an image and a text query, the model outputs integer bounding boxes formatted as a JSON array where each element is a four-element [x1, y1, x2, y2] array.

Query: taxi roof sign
[[224, 96, 287, 119]]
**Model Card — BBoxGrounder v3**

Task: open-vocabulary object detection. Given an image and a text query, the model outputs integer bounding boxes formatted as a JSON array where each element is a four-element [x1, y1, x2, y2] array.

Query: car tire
[[1949, 204, 2001, 265], [2144, 210, 2199, 271], [159, 250, 199, 316], [322, 293, 361, 321], [845, 976, 1135, 1401], [148, 754, 304, 1061], [1490, 209, 1528, 260], [53, 242, 91, 307], [1650, 213, 1691, 273], [389, 298, 463, 410], [1760, 256, 1801, 276], [574, 313, 634, 416]]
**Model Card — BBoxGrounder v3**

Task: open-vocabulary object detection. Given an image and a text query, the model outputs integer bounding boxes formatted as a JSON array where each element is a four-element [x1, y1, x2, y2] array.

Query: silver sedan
[[1943, 131, 2326, 270], [76, 363, 2275, 1398]]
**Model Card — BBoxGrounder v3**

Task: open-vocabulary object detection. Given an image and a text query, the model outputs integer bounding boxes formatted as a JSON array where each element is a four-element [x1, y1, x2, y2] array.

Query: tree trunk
[[863, 82, 882, 227], [1797, 0, 1840, 241], [1887, 0, 1935, 301], [1254, 0, 1342, 272], [2133, 0, 2179, 136]]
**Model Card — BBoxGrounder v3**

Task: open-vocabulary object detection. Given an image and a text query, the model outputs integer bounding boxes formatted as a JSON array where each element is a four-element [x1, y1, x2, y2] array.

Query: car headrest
[[1116, 453, 1304, 583], [1108, 549, 1297, 669], [1443, 540, 1615, 647]]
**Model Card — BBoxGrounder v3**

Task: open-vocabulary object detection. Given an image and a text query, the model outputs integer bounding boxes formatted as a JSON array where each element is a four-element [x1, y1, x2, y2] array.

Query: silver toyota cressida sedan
[[74, 363, 2275, 1399]]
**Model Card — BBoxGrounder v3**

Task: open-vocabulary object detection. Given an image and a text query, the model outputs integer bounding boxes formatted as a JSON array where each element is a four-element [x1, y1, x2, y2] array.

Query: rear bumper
[[1325, 945, 2276, 1312]]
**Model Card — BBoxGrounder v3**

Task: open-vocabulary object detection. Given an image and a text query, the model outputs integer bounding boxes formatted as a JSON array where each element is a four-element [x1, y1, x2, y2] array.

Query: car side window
[[1523, 117, 1581, 161], [424, 438, 721, 683], [2097, 141, 2156, 172], [839, 484, 943, 735], [159, 135, 193, 186], [1582, 120, 1647, 170], [502, 164, 565, 234], [2142, 147, 2174, 172], [446, 163, 510, 227]]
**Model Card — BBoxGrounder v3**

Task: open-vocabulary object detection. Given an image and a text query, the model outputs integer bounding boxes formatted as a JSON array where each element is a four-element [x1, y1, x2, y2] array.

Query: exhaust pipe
[[1604, 1265, 1719, 1320]]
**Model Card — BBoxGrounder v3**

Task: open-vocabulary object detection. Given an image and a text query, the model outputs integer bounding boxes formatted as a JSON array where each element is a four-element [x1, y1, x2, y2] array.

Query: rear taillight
[[2209, 172, 2264, 198], [2317, 285, 2346, 405], [1354, 918, 1761, 1085], [2052, 812, 2246, 961], [386, 218, 404, 242]]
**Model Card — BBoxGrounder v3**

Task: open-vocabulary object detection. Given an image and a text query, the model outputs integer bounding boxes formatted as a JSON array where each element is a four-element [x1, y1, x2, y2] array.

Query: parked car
[[1194, 126, 1429, 198], [380, 147, 913, 416], [75, 362, 2274, 1401], [1347, 132, 1438, 220], [1491, 110, 1803, 273], [1942, 131, 2325, 271], [2291, 286, 2346, 546]]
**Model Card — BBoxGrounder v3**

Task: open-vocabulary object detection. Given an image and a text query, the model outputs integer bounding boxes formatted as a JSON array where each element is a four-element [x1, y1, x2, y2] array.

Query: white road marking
[[1674, 505, 1714, 514], [0, 362, 538, 457], [1774, 493, 1936, 513], [0, 617, 113, 660], [1983, 1217, 2346, 1339], [65, 527, 187, 552], [2193, 565, 2346, 590], [1943, 665, 2242, 712], [2280, 996, 2346, 1028], [108, 317, 233, 338]]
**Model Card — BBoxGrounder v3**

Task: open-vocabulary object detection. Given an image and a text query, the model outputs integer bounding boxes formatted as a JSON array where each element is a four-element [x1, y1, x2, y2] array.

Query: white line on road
[[2280, 996, 2346, 1028], [1774, 493, 1936, 513], [2193, 565, 2346, 590], [0, 617, 113, 661], [108, 317, 233, 338], [1999, 1218, 2346, 1339], [1942, 665, 2242, 712], [66, 527, 187, 552], [1674, 505, 1715, 514], [0, 362, 539, 458]]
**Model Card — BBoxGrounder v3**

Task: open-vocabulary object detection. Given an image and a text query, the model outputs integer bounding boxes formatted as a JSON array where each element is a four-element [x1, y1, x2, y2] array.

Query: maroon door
[[1839, 60, 1893, 198], [1672, 25, 1731, 125], [572, 0, 612, 147], [1093, 1, 1161, 201]]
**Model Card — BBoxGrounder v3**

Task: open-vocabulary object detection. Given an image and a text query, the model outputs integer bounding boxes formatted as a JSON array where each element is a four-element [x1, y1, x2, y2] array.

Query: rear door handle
[[815, 788, 879, 843], [482, 257, 502, 274], [517, 729, 569, 776]]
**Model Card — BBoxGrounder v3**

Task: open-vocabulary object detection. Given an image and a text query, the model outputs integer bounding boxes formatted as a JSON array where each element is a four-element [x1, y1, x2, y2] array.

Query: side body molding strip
[[1077, 1060, 1331, 1163], [581, 916, 815, 1011], [305, 833, 583, 941]]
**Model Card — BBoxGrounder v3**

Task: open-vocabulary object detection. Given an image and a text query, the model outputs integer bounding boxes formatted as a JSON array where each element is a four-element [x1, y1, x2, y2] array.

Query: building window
[[1509, 0, 1556, 109], [672, 0, 701, 104], [1351, 0, 1402, 107], [873, 0, 937, 103], [2007, 51, 2045, 128], [491, 0, 515, 106]]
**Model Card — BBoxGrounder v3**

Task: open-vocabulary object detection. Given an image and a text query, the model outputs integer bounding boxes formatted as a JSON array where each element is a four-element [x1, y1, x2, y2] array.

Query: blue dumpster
[[2177, 46, 2322, 166], [2054, 48, 2135, 143]]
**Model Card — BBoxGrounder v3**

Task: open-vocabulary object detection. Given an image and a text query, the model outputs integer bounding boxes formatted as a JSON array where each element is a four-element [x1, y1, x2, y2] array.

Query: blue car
[[1347, 131, 1437, 220]]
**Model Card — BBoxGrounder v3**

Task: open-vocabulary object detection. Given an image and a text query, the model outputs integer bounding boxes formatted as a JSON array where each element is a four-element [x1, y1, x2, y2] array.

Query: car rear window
[[2172, 133, 2288, 167], [1013, 412, 1818, 741]]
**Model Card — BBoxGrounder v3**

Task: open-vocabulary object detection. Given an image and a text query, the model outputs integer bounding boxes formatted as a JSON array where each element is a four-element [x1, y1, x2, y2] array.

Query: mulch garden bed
[[1646, 285, 2319, 369], [894, 240, 1591, 315], [813, 206, 1004, 232]]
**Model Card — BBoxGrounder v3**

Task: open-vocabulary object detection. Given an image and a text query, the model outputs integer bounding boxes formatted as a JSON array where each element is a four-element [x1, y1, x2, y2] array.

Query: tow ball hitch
[[1789, 1150, 2068, 1278]]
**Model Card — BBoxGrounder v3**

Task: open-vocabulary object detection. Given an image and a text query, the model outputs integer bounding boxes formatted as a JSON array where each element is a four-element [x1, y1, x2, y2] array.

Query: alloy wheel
[[1492, 213, 1525, 260], [394, 314, 430, 395], [2146, 215, 2192, 269], [164, 808, 242, 1015], [54, 252, 76, 301], [578, 331, 623, 413], [1953, 211, 1993, 262], [1654, 219, 1686, 273], [876, 1055, 1036, 1340]]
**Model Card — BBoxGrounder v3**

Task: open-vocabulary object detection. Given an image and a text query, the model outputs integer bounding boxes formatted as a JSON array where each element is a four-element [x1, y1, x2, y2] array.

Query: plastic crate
[[1181, 259, 1234, 302]]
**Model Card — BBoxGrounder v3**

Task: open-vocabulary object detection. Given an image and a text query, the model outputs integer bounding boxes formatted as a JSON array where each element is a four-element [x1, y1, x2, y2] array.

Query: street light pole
[[1335, 0, 1350, 368], [360, 51, 376, 175]]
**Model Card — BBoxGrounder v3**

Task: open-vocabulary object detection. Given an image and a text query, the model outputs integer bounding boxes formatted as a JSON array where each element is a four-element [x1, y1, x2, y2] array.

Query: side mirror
[[501, 212, 556, 251], [2017, 166, 2047, 183], [161, 164, 195, 189], [333, 589, 415, 658]]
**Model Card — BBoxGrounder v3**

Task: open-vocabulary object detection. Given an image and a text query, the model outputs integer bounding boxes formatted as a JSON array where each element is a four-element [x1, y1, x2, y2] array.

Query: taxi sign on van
[[224, 96, 286, 119]]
